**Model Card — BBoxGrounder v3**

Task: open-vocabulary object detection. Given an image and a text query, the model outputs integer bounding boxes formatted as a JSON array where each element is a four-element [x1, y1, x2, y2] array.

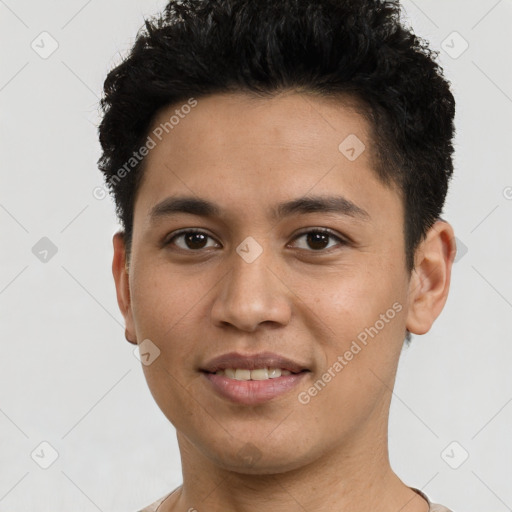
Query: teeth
[[235, 369, 251, 380], [224, 368, 236, 379], [214, 367, 295, 380], [250, 368, 268, 380], [268, 368, 281, 378]]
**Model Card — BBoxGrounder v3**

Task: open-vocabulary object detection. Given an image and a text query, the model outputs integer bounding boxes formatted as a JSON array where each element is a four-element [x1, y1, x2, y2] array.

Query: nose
[[210, 244, 292, 332]]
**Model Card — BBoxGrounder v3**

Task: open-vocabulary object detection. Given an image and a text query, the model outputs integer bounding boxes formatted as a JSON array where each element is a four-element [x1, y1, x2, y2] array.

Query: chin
[[199, 436, 318, 475], [215, 453, 313, 475]]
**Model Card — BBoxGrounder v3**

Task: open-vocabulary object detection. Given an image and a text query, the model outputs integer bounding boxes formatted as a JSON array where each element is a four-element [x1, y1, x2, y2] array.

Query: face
[[113, 91, 455, 474]]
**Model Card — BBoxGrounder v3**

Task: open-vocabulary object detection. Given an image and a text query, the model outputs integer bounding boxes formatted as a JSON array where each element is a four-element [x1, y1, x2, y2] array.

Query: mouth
[[204, 367, 300, 380], [200, 352, 310, 405]]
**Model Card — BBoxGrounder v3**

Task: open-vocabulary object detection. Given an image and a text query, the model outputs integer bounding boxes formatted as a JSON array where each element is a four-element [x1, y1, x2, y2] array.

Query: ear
[[112, 231, 138, 345], [406, 219, 457, 335]]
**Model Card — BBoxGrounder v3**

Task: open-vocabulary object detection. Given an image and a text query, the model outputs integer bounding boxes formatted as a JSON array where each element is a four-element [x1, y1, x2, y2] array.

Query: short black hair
[[98, 0, 455, 286]]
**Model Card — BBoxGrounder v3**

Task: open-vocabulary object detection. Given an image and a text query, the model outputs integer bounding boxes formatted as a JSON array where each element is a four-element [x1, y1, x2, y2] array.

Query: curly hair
[[98, 0, 455, 278]]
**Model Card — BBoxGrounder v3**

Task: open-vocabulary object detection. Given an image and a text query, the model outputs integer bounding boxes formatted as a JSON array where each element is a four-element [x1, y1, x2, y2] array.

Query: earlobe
[[405, 220, 457, 335], [112, 231, 138, 345]]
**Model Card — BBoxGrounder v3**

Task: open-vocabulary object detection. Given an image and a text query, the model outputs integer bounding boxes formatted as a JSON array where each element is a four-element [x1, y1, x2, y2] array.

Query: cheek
[[130, 263, 202, 335], [131, 266, 208, 424], [300, 292, 406, 439], [309, 267, 407, 376], [129, 266, 211, 388], [307, 269, 395, 334]]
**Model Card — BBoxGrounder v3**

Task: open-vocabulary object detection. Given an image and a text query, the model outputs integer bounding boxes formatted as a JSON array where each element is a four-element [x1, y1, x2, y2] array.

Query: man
[[98, 0, 458, 510]]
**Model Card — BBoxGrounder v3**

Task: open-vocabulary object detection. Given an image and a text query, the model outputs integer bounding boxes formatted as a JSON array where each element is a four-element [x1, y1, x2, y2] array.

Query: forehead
[[134, 91, 402, 229], [147, 90, 373, 166]]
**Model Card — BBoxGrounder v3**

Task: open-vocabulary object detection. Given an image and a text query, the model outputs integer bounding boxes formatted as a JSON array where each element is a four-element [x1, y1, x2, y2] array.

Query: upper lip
[[200, 351, 310, 374]]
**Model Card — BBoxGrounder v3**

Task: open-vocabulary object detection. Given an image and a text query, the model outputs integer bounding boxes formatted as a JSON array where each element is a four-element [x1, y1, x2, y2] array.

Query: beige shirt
[[137, 487, 454, 511]]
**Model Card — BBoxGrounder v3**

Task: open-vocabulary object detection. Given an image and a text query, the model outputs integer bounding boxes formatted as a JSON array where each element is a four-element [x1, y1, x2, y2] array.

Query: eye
[[165, 229, 220, 251], [289, 229, 347, 252], [164, 228, 348, 253]]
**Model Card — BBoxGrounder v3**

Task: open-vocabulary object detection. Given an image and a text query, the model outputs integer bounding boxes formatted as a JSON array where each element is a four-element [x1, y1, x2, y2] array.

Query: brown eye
[[182, 232, 208, 250], [290, 229, 346, 252], [166, 230, 219, 251]]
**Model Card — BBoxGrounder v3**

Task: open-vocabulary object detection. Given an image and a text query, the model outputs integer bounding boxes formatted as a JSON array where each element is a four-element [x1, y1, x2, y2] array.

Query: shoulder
[[136, 492, 172, 512], [411, 487, 454, 512], [429, 505, 454, 512]]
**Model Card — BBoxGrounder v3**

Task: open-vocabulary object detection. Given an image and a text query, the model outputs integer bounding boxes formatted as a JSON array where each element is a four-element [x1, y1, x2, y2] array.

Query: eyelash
[[164, 228, 348, 254]]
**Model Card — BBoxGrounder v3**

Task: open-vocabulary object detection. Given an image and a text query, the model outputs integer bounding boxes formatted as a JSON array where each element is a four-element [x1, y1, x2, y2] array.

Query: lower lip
[[202, 371, 308, 405]]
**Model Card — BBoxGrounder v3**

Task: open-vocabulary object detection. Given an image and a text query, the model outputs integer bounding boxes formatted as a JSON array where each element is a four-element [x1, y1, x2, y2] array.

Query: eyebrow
[[149, 194, 371, 223]]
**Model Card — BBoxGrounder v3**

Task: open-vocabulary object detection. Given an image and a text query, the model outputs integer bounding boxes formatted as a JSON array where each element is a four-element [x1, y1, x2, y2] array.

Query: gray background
[[1, 0, 511, 510]]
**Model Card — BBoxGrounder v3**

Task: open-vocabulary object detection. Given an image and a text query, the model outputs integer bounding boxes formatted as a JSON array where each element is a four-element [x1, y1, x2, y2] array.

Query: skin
[[112, 90, 457, 512]]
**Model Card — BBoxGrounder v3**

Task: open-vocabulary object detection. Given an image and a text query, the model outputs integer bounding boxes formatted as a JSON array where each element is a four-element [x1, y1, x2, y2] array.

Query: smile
[[202, 369, 309, 405], [212, 367, 293, 380]]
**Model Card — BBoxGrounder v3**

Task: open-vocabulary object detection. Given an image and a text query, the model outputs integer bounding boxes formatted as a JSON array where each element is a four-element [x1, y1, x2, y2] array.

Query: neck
[[164, 418, 428, 512]]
